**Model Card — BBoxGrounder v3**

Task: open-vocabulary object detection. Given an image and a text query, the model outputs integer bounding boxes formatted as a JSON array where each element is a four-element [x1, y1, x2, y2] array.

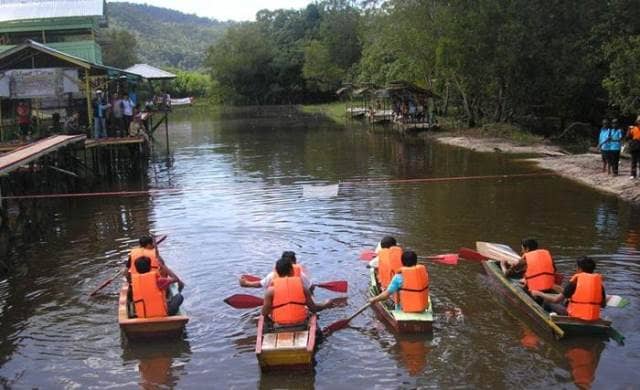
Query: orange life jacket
[[567, 273, 603, 321], [131, 271, 167, 318], [271, 276, 307, 325], [129, 247, 161, 275], [378, 246, 403, 289], [272, 264, 302, 281], [524, 249, 555, 291], [398, 265, 429, 313]]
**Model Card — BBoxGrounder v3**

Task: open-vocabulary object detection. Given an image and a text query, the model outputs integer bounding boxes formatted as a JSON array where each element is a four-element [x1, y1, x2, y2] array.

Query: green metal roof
[[0, 16, 99, 33], [0, 40, 102, 64]]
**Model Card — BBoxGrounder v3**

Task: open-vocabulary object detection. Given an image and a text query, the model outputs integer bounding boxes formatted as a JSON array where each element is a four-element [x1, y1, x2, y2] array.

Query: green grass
[[301, 102, 346, 123], [479, 122, 543, 146]]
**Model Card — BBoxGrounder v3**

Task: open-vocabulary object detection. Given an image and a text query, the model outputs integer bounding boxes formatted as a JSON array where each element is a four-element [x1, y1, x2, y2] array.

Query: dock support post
[[84, 70, 92, 138], [164, 113, 169, 154]]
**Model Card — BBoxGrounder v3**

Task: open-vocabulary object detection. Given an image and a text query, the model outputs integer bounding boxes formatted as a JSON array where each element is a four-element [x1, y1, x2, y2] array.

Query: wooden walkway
[[0, 135, 85, 175], [85, 136, 145, 149]]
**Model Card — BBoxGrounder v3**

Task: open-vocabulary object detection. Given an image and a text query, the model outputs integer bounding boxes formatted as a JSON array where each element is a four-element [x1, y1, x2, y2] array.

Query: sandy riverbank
[[427, 131, 640, 203]]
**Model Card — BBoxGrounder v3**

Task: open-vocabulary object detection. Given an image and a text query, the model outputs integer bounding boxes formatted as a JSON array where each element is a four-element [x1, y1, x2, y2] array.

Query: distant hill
[[106, 2, 233, 70]]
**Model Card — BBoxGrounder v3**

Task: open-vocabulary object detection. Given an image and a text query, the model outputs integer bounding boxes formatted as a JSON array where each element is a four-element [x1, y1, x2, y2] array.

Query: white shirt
[[368, 242, 383, 268], [260, 271, 311, 289], [122, 99, 134, 116]]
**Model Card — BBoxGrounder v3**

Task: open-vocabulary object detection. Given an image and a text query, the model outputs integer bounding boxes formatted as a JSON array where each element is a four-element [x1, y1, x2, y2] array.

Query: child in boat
[[531, 257, 606, 321], [368, 236, 397, 268], [127, 236, 185, 291], [261, 257, 338, 327], [131, 256, 184, 317], [239, 251, 311, 289], [369, 250, 430, 313]]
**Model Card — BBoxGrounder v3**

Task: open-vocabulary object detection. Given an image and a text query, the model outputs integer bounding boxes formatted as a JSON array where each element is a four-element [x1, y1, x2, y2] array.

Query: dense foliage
[[107, 2, 232, 70], [97, 29, 138, 69], [206, 1, 361, 105], [202, 0, 640, 130]]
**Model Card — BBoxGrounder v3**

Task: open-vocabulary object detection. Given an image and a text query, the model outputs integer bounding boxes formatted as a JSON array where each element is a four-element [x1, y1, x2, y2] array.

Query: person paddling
[[501, 239, 556, 294], [261, 258, 338, 328], [369, 250, 429, 313], [239, 251, 311, 289], [531, 257, 606, 321], [131, 256, 184, 317], [374, 236, 403, 290], [127, 236, 184, 291]]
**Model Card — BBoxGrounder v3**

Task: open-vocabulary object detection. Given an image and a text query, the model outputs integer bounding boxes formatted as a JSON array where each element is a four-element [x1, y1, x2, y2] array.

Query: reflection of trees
[[121, 338, 192, 390]]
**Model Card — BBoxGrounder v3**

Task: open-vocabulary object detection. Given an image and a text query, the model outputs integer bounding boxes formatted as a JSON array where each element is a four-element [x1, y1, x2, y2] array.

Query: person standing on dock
[[111, 93, 124, 137], [92, 90, 110, 139], [16, 101, 31, 141], [598, 119, 611, 174], [122, 93, 134, 134], [531, 257, 606, 321], [608, 119, 623, 176], [626, 117, 640, 179]]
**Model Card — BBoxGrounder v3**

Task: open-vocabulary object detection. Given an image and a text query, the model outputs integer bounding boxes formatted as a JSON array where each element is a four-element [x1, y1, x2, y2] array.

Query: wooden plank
[[85, 136, 145, 149], [276, 332, 294, 349], [293, 331, 308, 348], [262, 333, 277, 351], [0, 135, 85, 175]]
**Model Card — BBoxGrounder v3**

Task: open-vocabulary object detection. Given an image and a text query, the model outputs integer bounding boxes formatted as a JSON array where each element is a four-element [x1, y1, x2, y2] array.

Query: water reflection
[[393, 334, 432, 376], [562, 337, 606, 390], [122, 338, 191, 389]]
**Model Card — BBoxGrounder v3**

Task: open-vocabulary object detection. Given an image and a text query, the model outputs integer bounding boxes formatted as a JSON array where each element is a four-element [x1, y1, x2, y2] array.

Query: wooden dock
[[0, 135, 85, 175], [85, 136, 146, 149]]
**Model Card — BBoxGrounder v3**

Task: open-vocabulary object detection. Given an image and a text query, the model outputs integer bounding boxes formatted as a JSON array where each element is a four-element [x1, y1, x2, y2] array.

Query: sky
[[109, 0, 313, 22]]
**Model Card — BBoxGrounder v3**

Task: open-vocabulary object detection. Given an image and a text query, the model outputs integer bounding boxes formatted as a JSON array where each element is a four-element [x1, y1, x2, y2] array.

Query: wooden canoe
[[369, 268, 433, 334], [118, 278, 189, 340], [477, 243, 612, 339], [255, 314, 317, 372]]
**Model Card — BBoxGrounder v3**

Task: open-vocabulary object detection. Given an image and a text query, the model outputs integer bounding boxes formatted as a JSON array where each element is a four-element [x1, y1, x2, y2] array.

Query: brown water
[[0, 106, 638, 389]]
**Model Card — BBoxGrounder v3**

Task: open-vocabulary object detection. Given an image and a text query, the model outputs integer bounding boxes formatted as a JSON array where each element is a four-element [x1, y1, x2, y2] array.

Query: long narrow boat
[[255, 314, 317, 371], [118, 279, 189, 340], [369, 268, 433, 333], [477, 242, 612, 339]]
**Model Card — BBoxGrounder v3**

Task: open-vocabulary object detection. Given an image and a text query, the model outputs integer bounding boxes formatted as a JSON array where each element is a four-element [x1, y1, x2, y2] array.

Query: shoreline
[[426, 131, 640, 203]]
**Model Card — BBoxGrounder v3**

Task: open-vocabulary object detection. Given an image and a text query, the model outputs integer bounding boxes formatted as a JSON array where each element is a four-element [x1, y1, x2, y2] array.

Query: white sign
[[5, 68, 80, 99]]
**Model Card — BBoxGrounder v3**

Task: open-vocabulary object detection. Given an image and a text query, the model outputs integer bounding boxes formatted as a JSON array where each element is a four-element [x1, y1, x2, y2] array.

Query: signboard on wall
[[0, 68, 80, 99]]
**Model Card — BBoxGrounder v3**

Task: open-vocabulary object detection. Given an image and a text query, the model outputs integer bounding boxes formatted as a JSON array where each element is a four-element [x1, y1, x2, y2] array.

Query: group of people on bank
[[598, 117, 640, 178]]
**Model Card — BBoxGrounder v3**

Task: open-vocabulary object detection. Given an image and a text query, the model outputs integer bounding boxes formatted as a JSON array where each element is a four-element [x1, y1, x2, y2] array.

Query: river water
[[0, 106, 638, 389]]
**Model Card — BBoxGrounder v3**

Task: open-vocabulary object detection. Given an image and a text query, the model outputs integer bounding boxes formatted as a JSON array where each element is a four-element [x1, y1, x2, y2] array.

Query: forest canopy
[[204, 0, 640, 130]]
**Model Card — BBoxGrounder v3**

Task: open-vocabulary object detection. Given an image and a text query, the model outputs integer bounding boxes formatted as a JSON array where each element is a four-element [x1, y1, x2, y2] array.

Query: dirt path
[[427, 132, 640, 203]]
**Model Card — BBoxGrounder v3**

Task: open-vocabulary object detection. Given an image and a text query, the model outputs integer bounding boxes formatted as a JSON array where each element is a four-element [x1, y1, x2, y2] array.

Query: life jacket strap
[[272, 301, 306, 309]]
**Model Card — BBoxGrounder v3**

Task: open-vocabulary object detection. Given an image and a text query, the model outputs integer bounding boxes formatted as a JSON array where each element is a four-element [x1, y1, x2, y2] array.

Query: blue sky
[[109, 0, 313, 21]]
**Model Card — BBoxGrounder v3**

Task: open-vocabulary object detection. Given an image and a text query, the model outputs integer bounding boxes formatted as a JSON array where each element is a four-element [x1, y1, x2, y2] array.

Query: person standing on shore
[[608, 119, 623, 176], [598, 119, 611, 174], [626, 117, 640, 179]]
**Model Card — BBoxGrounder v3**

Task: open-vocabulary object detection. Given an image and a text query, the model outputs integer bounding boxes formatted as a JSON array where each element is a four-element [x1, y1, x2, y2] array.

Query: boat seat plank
[[293, 331, 308, 348], [276, 332, 294, 349], [262, 333, 277, 350]]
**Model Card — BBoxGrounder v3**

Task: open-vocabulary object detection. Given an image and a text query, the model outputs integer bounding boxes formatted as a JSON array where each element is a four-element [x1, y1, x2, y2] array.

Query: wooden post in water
[[84, 69, 92, 137], [165, 112, 169, 154]]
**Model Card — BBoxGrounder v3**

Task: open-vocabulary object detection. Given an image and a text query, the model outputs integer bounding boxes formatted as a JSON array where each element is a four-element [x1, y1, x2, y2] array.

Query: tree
[[98, 29, 139, 69]]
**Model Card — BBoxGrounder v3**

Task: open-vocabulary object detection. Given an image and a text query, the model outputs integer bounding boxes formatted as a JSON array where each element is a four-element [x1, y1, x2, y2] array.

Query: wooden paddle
[[360, 249, 459, 265], [322, 302, 372, 335], [89, 235, 167, 297], [240, 274, 348, 293]]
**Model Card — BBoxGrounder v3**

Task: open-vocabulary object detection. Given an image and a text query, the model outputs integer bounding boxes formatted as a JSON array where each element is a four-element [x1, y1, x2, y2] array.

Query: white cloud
[[108, 0, 314, 21]]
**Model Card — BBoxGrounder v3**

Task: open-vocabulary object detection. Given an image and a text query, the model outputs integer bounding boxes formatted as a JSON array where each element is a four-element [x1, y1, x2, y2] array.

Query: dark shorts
[[601, 150, 610, 162]]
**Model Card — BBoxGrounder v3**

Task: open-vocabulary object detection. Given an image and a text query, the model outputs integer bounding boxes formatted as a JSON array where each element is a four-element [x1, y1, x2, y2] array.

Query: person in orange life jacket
[[368, 236, 397, 268], [261, 258, 338, 326], [531, 257, 606, 320], [126, 236, 184, 291], [502, 239, 556, 292], [239, 251, 312, 290], [131, 256, 184, 317], [369, 250, 430, 313]]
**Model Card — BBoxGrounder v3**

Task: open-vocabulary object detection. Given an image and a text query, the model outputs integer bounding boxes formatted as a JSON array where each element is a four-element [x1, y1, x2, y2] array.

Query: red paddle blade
[[315, 280, 348, 293], [426, 254, 459, 265], [554, 273, 564, 285], [241, 274, 261, 282], [359, 249, 376, 261], [322, 318, 350, 335], [224, 294, 264, 309], [458, 247, 487, 261]]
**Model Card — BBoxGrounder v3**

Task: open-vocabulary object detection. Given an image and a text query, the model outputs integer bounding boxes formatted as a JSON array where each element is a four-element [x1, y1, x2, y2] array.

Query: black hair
[[576, 256, 596, 273], [401, 250, 418, 267], [275, 257, 293, 277], [380, 236, 397, 249], [281, 251, 297, 264], [134, 256, 151, 273], [139, 236, 153, 247], [521, 238, 538, 251]]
